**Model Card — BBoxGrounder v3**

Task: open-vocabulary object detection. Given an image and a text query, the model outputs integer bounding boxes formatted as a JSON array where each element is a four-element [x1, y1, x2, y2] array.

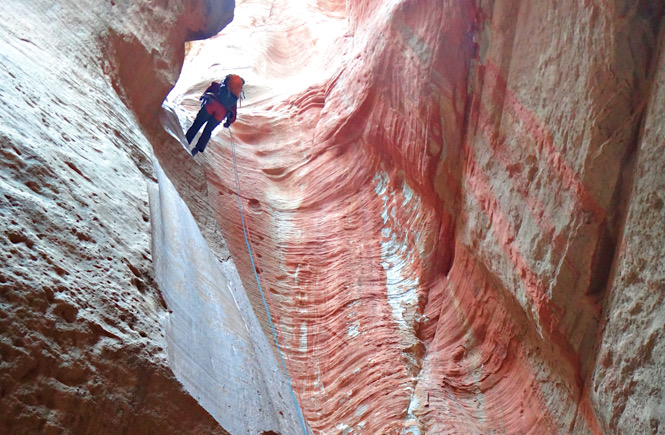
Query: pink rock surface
[[166, 0, 665, 433], [1, 0, 664, 433]]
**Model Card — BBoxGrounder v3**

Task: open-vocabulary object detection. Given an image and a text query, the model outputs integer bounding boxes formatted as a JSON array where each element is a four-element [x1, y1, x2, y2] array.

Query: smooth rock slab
[[149, 160, 304, 434]]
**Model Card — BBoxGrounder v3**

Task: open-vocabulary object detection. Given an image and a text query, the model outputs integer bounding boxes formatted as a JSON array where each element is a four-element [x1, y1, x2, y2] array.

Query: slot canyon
[[1, 0, 664, 434]]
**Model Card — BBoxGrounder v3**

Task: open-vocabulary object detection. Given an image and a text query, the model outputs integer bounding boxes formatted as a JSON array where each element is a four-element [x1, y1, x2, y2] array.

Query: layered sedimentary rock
[[0, 0, 234, 432], [166, 0, 665, 433], [2, 0, 664, 433]]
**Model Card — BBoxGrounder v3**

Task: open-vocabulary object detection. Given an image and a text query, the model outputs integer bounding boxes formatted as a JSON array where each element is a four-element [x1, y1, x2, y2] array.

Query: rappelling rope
[[241, 198, 307, 411], [229, 130, 309, 435]]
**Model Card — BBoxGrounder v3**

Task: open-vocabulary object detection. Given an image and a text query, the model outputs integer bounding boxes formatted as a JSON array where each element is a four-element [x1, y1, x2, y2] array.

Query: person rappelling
[[186, 74, 245, 156]]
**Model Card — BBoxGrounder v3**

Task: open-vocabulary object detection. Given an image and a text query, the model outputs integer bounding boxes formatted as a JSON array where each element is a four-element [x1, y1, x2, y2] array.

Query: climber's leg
[[185, 107, 211, 144], [193, 118, 221, 155]]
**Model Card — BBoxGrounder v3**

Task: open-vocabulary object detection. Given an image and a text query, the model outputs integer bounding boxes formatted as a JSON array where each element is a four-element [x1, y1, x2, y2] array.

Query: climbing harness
[[229, 130, 310, 435]]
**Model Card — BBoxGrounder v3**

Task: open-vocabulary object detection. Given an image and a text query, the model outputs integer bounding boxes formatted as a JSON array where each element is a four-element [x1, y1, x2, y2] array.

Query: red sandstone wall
[[2, 0, 659, 432], [166, 0, 665, 433]]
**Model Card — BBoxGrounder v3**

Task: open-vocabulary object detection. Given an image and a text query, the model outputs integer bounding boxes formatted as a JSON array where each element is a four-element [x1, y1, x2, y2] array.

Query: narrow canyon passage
[[1, 0, 664, 434], [158, 0, 665, 434]]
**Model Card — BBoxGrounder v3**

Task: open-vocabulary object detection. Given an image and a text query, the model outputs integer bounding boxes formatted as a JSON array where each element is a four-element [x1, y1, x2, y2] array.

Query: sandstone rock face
[[149, 161, 304, 433], [3, 0, 665, 433], [589, 25, 665, 434], [166, 0, 665, 433], [0, 0, 233, 432]]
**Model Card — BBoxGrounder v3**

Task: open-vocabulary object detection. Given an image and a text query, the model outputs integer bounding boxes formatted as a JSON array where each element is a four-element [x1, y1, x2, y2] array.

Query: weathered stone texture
[[2, 0, 665, 433], [589, 22, 665, 434], [166, 0, 665, 433], [149, 161, 304, 434], [0, 0, 232, 432]]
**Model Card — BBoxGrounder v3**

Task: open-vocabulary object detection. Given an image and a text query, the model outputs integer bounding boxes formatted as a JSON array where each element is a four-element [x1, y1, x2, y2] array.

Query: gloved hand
[[223, 112, 233, 128]]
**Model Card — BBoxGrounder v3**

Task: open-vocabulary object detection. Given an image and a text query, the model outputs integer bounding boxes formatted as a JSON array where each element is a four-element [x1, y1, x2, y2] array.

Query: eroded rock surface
[[0, 0, 233, 432], [166, 0, 665, 433], [2, 0, 664, 433], [589, 24, 665, 434]]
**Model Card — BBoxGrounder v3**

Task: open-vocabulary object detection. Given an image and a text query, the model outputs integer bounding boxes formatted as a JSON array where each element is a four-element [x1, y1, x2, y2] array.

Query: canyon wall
[[149, 160, 304, 433], [589, 18, 665, 432], [166, 0, 665, 433], [0, 0, 235, 433], [1, 0, 664, 433]]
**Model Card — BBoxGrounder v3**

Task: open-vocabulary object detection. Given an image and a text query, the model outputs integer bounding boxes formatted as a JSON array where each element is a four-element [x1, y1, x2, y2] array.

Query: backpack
[[214, 74, 244, 110]]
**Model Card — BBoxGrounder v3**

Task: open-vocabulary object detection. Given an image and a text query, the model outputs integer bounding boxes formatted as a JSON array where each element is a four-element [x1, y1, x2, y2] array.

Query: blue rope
[[228, 130, 309, 435]]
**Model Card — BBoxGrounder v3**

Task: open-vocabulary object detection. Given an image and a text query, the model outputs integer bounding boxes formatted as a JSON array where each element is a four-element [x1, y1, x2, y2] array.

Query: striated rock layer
[[1, 0, 664, 433], [166, 0, 665, 433]]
